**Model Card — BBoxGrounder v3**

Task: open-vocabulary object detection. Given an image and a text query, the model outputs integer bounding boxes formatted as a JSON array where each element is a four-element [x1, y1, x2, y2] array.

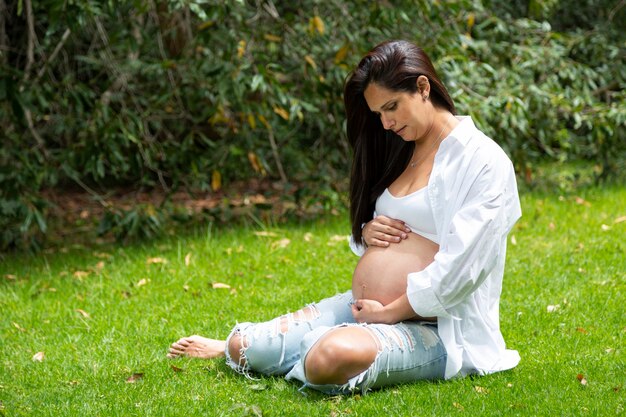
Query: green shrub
[[0, 0, 624, 249]]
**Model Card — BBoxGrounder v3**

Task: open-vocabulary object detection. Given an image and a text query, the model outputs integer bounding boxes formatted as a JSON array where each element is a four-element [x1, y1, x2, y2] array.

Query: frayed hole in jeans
[[371, 324, 416, 353], [277, 305, 322, 335], [416, 325, 439, 350]]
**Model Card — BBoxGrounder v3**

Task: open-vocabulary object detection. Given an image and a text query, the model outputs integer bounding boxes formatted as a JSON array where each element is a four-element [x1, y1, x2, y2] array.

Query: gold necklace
[[409, 119, 449, 168]]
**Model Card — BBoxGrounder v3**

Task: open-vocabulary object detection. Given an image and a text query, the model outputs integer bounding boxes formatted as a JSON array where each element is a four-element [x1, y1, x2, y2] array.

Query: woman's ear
[[417, 75, 431, 100]]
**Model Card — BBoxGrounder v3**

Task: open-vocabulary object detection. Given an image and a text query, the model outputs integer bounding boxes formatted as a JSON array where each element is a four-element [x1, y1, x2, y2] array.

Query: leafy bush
[[0, 0, 624, 249], [445, 7, 626, 180]]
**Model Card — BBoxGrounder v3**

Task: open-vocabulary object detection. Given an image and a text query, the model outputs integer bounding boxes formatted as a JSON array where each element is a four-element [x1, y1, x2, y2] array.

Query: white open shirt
[[350, 116, 522, 379]]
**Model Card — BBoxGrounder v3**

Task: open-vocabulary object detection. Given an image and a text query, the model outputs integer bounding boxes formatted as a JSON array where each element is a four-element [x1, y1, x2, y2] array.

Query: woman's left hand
[[351, 299, 389, 324]]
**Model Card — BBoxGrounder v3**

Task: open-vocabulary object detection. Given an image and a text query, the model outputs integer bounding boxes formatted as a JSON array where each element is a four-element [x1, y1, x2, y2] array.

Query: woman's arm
[[351, 294, 434, 324], [407, 149, 521, 319]]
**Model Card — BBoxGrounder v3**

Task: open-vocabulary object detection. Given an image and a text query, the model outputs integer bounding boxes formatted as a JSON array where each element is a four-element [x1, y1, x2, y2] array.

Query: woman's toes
[[174, 341, 189, 349]]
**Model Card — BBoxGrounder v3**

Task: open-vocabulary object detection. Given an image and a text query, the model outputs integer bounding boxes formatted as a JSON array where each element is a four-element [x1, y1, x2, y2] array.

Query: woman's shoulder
[[444, 116, 512, 167]]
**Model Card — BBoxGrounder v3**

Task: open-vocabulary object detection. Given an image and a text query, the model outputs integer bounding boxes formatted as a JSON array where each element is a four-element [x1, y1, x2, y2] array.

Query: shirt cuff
[[406, 271, 453, 319], [348, 235, 365, 257]]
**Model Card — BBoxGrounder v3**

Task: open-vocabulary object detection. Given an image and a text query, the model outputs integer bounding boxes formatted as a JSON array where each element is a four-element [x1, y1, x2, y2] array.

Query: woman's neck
[[411, 112, 457, 164]]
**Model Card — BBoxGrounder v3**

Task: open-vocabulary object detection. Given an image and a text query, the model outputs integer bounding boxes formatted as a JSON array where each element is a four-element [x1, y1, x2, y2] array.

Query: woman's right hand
[[362, 215, 411, 247]]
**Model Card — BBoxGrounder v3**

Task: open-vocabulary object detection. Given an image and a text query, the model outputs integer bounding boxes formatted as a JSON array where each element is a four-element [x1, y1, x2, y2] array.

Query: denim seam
[[375, 353, 447, 374]]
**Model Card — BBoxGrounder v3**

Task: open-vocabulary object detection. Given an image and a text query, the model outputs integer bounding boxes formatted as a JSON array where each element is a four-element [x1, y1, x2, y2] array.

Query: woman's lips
[[395, 126, 406, 135]]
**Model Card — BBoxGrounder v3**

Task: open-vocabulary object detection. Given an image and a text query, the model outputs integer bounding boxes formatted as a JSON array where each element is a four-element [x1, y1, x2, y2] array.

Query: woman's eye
[[387, 103, 397, 111]]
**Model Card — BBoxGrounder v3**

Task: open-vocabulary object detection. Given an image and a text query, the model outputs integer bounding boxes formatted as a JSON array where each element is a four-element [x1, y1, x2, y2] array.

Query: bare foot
[[167, 335, 226, 359]]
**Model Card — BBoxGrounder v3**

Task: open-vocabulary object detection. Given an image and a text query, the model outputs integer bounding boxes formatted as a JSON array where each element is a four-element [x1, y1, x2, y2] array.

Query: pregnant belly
[[352, 232, 439, 306]]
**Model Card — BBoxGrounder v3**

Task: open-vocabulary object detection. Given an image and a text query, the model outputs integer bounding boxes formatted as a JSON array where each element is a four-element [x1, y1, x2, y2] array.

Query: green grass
[[1, 186, 625, 416]]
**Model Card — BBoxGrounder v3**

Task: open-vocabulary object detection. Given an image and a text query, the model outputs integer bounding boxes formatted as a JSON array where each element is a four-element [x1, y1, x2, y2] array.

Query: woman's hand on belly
[[362, 215, 411, 248], [351, 299, 386, 323], [351, 294, 425, 324]]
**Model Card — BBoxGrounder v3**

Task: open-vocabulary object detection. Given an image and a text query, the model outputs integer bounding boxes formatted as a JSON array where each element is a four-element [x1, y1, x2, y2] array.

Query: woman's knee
[[304, 327, 378, 385]]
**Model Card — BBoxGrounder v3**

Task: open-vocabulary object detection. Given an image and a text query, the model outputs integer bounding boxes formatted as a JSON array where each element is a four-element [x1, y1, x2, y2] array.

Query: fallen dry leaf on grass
[[135, 278, 150, 287], [170, 365, 183, 373], [576, 374, 588, 386], [32, 352, 45, 362], [146, 257, 168, 265], [73, 271, 90, 279], [615, 216, 626, 224], [211, 282, 231, 289], [12, 322, 26, 332], [75, 309, 90, 318], [327, 235, 348, 246], [547, 304, 560, 313], [303, 232, 313, 242], [575, 196, 591, 206], [253, 231, 277, 237], [474, 385, 489, 394], [126, 373, 144, 383], [271, 238, 291, 249], [185, 253, 192, 266], [4, 274, 17, 281]]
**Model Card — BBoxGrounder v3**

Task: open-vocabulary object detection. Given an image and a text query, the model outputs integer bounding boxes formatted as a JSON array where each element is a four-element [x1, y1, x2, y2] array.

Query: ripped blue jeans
[[225, 291, 447, 395]]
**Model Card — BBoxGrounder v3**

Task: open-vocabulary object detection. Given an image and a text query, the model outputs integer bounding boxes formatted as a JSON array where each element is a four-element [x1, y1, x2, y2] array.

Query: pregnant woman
[[168, 40, 522, 394]]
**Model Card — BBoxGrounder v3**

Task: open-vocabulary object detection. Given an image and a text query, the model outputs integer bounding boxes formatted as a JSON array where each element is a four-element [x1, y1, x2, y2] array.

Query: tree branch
[[24, 108, 50, 158], [0, 0, 7, 65], [609, 0, 625, 22], [149, 1, 183, 108], [35, 28, 71, 82], [23, 0, 37, 81], [267, 129, 288, 184], [94, 16, 130, 107]]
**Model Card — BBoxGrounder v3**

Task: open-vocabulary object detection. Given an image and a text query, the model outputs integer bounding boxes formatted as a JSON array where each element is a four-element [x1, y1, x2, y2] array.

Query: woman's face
[[363, 82, 432, 142]]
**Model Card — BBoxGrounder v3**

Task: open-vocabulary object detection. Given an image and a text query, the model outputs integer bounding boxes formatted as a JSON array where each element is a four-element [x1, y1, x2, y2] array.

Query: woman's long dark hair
[[345, 40, 456, 244]]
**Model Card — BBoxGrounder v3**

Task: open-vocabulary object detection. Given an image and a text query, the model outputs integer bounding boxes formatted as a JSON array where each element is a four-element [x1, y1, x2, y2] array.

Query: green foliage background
[[1, 0, 624, 250]]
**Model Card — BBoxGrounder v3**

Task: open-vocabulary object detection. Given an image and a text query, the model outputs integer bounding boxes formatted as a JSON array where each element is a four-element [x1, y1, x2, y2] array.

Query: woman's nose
[[380, 113, 394, 130]]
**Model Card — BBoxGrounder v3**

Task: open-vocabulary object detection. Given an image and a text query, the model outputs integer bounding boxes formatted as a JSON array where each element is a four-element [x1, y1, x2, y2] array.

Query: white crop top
[[375, 187, 439, 243]]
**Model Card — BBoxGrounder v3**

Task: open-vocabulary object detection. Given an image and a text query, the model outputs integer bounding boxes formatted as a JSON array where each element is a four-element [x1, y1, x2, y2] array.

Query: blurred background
[[1, 0, 624, 250]]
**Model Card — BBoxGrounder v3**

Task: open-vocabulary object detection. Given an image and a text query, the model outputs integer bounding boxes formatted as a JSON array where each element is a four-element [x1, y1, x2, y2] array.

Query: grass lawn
[[1, 186, 625, 416]]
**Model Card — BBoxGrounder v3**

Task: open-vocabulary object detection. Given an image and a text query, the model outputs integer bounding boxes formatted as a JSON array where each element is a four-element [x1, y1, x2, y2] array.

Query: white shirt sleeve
[[349, 235, 366, 256], [407, 157, 514, 318]]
